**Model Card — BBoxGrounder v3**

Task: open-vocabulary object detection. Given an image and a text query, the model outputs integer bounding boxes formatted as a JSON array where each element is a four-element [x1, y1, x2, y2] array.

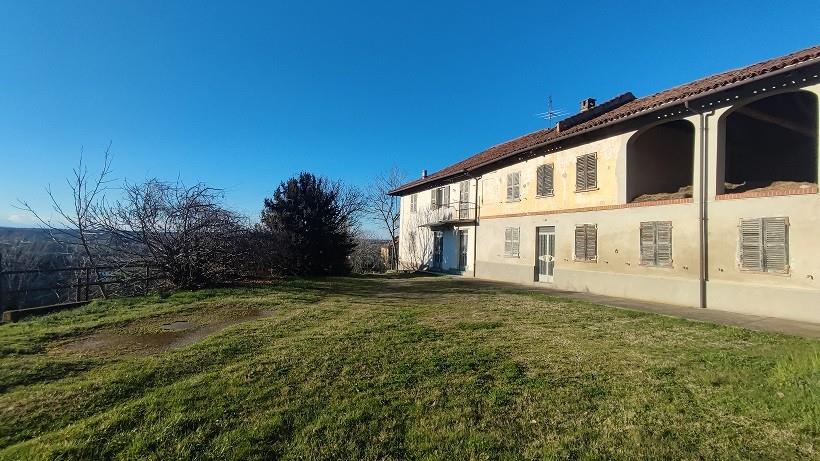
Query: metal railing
[[0, 262, 164, 318], [420, 201, 477, 228]]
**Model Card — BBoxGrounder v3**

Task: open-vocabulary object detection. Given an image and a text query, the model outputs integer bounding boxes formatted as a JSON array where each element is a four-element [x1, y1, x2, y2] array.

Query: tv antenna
[[536, 96, 568, 124]]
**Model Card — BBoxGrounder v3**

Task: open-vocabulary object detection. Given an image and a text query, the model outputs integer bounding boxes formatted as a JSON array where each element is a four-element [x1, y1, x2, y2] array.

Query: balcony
[[418, 201, 477, 229]]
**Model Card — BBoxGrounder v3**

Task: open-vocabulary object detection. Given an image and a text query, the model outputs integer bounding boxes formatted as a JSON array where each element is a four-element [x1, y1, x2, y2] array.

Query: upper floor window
[[504, 227, 520, 257], [536, 164, 554, 197], [574, 224, 597, 261], [640, 221, 672, 267], [410, 193, 417, 212], [576, 153, 598, 191], [739, 217, 789, 273], [506, 172, 521, 201], [431, 186, 449, 209]]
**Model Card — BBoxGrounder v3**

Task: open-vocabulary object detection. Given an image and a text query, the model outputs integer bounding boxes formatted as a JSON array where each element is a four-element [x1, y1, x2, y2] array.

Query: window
[[431, 186, 449, 209], [506, 172, 521, 201], [504, 227, 520, 257], [574, 224, 597, 261], [410, 194, 417, 212], [739, 217, 789, 273], [576, 153, 598, 191], [536, 164, 554, 197], [640, 221, 672, 267]]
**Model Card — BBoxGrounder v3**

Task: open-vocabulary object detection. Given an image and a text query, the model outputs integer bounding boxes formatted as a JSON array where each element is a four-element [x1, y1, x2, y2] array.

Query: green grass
[[0, 275, 817, 460]]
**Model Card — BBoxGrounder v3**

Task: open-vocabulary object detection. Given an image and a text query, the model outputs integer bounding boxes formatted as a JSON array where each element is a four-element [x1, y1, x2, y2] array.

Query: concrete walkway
[[453, 276, 820, 339]]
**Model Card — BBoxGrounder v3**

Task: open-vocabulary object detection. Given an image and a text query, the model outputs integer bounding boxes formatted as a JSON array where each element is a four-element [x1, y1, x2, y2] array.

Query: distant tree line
[[3, 149, 399, 308]]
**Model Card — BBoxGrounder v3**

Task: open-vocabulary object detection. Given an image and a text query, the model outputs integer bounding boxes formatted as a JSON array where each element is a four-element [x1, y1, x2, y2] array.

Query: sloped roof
[[390, 44, 820, 195]]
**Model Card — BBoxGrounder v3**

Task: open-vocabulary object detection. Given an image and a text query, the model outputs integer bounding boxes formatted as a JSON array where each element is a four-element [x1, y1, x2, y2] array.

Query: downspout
[[473, 176, 479, 278], [685, 100, 714, 309]]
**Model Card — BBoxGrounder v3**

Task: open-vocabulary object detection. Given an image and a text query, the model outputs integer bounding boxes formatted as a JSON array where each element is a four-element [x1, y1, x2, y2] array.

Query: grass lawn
[[0, 275, 817, 460]]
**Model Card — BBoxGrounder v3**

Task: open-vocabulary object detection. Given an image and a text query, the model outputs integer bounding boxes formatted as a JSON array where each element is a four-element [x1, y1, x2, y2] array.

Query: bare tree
[[97, 179, 248, 288], [17, 144, 114, 298], [367, 168, 405, 270]]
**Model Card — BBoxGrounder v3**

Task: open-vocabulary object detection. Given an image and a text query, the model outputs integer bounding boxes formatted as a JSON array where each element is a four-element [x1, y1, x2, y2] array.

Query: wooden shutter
[[585, 225, 597, 261], [740, 218, 763, 271], [763, 217, 788, 272], [640, 222, 656, 265], [512, 172, 520, 199], [442, 186, 450, 208], [656, 221, 672, 267], [586, 153, 597, 189], [504, 228, 513, 256], [506, 174, 514, 201], [537, 164, 554, 196], [512, 228, 520, 257], [574, 225, 586, 260], [430, 189, 437, 209], [575, 155, 587, 191]]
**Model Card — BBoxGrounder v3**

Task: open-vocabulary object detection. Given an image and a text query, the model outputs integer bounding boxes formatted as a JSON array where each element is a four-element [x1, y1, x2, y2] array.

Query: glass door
[[537, 226, 555, 282]]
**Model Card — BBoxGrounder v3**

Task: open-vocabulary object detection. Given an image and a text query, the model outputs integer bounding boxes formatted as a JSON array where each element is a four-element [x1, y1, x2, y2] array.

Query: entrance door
[[433, 231, 444, 270], [536, 226, 555, 282], [458, 230, 468, 271]]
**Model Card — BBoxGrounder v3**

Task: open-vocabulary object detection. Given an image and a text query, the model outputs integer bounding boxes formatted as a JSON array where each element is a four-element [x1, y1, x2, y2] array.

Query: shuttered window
[[506, 172, 521, 201], [574, 224, 597, 261], [410, 194, 417, 212], [575, 153, 597, 191], [504, 227, 520, 257], [536, 164, 554, 197], [431, 186, 449, 209], [639, 221, 673, 267], [739, 217, 789, 273]]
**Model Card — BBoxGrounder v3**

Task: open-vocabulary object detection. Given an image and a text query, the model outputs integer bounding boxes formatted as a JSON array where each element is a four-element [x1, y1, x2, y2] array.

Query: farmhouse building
[[389, 45, 820, 323]]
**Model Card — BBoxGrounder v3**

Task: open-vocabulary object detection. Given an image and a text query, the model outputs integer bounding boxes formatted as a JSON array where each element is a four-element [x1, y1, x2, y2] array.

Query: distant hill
[[1, 227, 84, 311]]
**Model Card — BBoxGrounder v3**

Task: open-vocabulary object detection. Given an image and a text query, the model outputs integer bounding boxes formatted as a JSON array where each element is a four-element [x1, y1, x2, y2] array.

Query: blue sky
[[0, 0, 818, 229]]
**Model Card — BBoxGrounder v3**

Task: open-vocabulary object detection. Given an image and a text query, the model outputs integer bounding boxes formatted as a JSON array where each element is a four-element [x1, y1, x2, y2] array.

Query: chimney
[[421, 169, 428, 179], [580, 98, 596, 112]]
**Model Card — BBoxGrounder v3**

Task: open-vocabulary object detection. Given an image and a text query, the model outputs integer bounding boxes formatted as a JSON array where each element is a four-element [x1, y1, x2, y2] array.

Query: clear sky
[[1, 0, 818, 228]]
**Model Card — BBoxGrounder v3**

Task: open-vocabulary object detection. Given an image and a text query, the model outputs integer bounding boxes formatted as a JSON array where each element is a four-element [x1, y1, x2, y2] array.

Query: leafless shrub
[[96, 180, 248, 288]]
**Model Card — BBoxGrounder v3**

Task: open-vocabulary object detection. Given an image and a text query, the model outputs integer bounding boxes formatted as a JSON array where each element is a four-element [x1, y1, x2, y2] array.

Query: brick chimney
[[580, 98, 596, 112]]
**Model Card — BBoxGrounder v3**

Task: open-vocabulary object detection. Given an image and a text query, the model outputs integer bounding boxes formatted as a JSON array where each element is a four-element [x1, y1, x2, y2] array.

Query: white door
[[537, 227, 555, 282]]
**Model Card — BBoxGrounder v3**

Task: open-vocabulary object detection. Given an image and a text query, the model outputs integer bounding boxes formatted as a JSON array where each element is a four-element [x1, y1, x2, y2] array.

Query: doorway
[[432, 231, 444, 270], [458, 230, 468, 271], [536, 226, 555, 282]]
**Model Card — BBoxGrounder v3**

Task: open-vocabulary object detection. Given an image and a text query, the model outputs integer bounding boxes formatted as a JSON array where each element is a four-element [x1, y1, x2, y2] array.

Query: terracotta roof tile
[[390, 45, 820, 195]]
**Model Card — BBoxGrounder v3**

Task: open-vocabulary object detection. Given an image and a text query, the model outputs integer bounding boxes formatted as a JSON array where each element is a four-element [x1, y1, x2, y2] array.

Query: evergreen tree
[[261, 172, 358, 275]]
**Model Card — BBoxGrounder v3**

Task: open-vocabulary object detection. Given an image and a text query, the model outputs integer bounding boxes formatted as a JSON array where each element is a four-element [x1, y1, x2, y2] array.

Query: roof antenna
[[536, 96, 567, 125]]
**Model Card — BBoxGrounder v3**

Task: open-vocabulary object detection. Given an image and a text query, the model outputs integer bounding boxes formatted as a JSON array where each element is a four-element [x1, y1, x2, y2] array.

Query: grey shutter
[[740, 218, 763, 271], [574, 225, 586, 260], [537, 164, 554, 196], [575, 155, 587, 191], [504, 228, 512, 256], [585, 225, 597, 261], [443, 186, 450, 208], [545, 164, 554, 195], [763, 217, 788, 272], [512, 172, 520, 199], [512, 228, 520, 257], [586, 154, 597, 189], [506, 174, 514, 201], [656, 222, 672, 267], [431, 189, 437, 209], [536, 165, 545, 196], [640, 222, 656, 265]]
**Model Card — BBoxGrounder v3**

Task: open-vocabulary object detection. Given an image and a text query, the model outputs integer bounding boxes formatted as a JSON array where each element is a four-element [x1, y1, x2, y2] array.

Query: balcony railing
[[419, 201, 477, 228]]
